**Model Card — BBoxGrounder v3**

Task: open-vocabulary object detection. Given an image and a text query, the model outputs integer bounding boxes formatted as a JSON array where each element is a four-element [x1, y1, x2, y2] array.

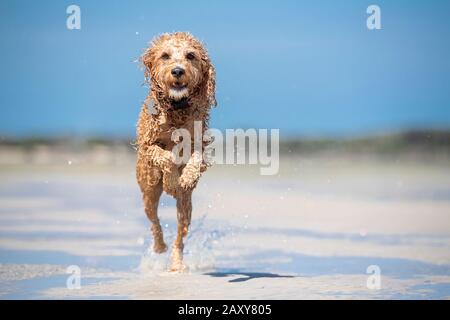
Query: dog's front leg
[[179, 151, 203, 190], [169, 188, 193, 272], [144, 144, 176, 173], [143, 144, 180, 193]]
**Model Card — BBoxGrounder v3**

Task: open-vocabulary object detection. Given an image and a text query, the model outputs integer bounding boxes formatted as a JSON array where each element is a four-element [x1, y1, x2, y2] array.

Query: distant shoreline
[[1, 129, 449, 154]]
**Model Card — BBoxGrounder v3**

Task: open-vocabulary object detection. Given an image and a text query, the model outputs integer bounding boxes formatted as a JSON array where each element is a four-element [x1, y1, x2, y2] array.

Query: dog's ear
[[140, 47, 155, 84], [206, 61, 217, 107]]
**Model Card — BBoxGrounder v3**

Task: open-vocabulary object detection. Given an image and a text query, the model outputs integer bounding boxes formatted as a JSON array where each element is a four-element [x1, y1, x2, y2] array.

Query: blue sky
[[0, 0, 449, 137]]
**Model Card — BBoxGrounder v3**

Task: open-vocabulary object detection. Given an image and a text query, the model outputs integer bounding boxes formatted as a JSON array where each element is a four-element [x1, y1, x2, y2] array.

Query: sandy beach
[[0, 155, 450, 299]]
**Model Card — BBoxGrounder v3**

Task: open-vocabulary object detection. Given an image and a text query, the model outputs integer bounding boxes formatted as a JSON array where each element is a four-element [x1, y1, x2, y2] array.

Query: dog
[[136, 32, 216, 271]]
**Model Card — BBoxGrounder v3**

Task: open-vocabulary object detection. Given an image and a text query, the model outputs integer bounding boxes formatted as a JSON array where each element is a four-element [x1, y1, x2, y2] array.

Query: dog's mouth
[[171, 82, 187, 91], [168, 81, 189, 101]]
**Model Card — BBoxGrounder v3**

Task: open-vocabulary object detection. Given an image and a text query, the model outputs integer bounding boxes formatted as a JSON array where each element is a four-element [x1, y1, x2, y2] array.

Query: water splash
[[139, 214, 227, 274]]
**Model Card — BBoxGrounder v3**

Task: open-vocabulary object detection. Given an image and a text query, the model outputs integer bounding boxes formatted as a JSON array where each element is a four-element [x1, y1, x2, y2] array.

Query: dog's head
[[142, 32, 216, 110]]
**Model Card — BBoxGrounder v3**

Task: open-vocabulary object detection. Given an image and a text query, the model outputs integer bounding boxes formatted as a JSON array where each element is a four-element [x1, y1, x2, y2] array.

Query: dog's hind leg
[[143, 181, 167, 253], [169, 188, 192, 271]]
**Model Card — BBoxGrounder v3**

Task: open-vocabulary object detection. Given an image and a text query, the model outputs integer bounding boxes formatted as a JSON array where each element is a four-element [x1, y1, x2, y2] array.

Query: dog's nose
[[171, 67, 185, 78]]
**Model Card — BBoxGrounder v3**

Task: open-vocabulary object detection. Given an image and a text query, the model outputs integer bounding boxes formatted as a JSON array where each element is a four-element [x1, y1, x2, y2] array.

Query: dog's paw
[[168, 262, 188, 273], [178, 174, 197, 191], [159, 152, 176, 172], [169, 248, 188, 272], [153, 242, 168, 254], [178, 175, 191, 190]]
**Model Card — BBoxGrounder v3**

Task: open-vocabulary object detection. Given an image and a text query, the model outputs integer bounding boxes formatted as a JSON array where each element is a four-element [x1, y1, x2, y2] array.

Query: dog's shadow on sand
[[204, 270, 295, 283]]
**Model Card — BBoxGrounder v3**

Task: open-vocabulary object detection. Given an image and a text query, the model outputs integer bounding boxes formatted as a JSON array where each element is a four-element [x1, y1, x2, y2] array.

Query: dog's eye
[[161, 53, 170, 60], [186, 52, 196, 60]]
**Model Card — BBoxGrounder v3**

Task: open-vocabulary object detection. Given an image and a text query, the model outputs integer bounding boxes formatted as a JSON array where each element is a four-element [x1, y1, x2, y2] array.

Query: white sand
[[0, 157, 449, 299]]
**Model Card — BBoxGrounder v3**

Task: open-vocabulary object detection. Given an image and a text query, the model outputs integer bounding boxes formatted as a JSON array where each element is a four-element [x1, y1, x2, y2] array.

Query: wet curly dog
[[136, 32, 216, 271]]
